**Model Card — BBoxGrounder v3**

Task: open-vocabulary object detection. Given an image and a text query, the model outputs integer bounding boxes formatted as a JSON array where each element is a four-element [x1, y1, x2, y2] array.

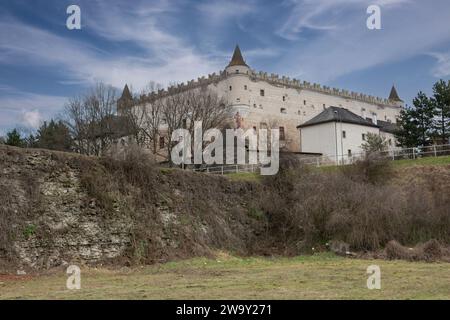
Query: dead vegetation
[[259, 155, 450, 259], [1, 145, 449, 270]]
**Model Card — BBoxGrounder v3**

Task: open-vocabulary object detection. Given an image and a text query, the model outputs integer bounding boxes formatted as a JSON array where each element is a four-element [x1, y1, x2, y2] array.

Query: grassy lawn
[[1, 253, 449, 300], [391, 155, 450, 167]]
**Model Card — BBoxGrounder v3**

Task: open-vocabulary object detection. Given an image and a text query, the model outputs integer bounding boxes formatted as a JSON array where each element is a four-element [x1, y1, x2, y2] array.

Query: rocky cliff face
[[0, 146, 262, 272]]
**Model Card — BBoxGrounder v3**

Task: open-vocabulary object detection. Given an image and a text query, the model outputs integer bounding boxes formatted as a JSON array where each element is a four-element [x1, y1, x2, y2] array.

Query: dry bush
[[386, 239, 445, 262], [342, 153, 393, 184], [260, 158, 450, 255]]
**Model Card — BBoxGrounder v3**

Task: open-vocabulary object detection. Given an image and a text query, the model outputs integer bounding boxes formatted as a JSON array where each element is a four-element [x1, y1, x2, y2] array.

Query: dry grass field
[[1, 253, 449, 300]]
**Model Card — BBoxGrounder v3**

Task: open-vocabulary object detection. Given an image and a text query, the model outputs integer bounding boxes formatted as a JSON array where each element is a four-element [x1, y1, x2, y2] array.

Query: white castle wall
[[133, 66, 403, 152]]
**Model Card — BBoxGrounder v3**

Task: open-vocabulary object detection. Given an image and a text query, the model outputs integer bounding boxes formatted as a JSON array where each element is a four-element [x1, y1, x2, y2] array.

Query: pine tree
[[36, 120, 73, 151], [395, 105, 421, 148], [5, 129, 25, 147], [431, 79, 450, 144], [410, 91, 435, 146]]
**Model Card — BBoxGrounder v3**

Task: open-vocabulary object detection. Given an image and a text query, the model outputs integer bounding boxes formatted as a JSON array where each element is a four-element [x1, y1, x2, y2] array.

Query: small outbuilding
[[297, 106, 391, 163]]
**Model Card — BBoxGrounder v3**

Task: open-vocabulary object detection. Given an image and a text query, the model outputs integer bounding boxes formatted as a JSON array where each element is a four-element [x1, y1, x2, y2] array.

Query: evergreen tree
[[36, 120, 73, 151], [395, 105, 421, 147], [5, 129, 25, 147], [431, 79, 450, 144], [396, 91, 435, 147], [410, 91, 435, 146], [25, 134, 38, 148]]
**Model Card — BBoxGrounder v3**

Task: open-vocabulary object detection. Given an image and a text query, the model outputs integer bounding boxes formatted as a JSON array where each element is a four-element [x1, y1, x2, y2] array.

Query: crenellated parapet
[[136, 72, 227, 104], [135, 67, 399, 107], [247, 69, 398, 107]]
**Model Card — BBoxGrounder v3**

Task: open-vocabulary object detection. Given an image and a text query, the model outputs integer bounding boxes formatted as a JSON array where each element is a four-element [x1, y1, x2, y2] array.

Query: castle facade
[[120, 46, 403, 155]]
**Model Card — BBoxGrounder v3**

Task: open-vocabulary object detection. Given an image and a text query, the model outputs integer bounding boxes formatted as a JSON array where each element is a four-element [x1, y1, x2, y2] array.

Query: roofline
[[297, 119, 380, 129]]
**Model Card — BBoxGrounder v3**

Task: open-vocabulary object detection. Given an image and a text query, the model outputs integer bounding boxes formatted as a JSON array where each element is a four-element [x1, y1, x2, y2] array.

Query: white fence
[[191, 163, 261, 174], [188, 144, 450, 175], [298, 144, 450, 167]]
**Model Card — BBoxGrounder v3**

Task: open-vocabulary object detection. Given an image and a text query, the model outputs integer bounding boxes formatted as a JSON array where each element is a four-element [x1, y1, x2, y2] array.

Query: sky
[[1, 0, 450, 135]]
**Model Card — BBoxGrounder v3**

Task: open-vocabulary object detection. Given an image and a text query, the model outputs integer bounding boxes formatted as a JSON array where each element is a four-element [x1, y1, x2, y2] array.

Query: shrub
[[260, 158, 450, 254]]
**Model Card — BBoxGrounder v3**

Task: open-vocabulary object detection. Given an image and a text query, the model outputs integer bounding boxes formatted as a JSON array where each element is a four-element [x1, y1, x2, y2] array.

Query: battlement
[[136, 69, 399, 107], [248, 70, 398, 107]]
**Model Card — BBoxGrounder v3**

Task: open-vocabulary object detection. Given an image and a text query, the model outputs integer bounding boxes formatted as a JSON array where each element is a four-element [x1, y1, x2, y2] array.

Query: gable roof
[[377, 120, 399, 134], [297, 106, 379, 128], [227, 45, 248, 67]]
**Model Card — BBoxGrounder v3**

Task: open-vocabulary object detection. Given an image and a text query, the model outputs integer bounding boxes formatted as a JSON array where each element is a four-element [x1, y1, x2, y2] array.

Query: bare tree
[[185, 86, 232, 135], [64, 83, 117, 156], [122, 82, 165, 154], [121, 84, 232, 164]]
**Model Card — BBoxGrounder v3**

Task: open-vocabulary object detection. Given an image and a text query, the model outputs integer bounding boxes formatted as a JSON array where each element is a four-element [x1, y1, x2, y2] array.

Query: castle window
[[159, 137, 165, 149], [298, 110, 301, 115], [279, 127, 285, 140], [182, 119, 187, 129], [260, 122, 267, 129], [348, 149, 352, 157], [303, 100, 306, 105], [260, 89, 265, 97], [229, 86, 232, 91], [244, 85, 247, 90], [388, 139, 392, 146], [236, 98, 240, 102], [362, 133, 366, 141], [323, 104, 326, 109], [161, 118, 167, 125], [283, 96, 286, 101], [342, 130, 346, 139], [236, 70, 239, 74], [253, 103, 257, 108], [280, 108, 287, 114], [259, 104, 263, 109], [253, 126, 257, 132]]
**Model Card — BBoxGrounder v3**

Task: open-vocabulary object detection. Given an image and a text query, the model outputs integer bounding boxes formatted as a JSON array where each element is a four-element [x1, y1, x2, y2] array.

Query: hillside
[[0, 145, 265, 272], [0, 145, 449, 272]]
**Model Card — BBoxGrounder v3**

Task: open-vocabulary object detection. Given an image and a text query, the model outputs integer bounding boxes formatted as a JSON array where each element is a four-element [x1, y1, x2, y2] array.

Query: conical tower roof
[[388, 85, 402, 102], [227, 45, 248, 67], [121, 84, 132, 100]]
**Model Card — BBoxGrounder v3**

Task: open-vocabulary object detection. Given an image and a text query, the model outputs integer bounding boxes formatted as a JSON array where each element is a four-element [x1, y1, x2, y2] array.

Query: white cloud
[[274, 0, 450, 83], [197, 0, 255, 23], [21, 110, 43, 129], [429, 52, 450, 78], [0, 90, 67, 133], [0, 3, 223, 92]]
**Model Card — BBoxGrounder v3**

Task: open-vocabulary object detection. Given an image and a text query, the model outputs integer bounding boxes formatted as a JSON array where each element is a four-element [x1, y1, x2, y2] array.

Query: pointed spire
[[121, 84, 132, 100], [388, 85, 402, 102], [227, 45, 248, 67]]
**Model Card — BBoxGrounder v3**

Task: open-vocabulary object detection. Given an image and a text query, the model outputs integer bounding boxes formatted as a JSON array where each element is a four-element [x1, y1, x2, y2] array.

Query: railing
[[298, 144, 450, 167], [187, 144, 450, 175], [191, 163, 261, 175]]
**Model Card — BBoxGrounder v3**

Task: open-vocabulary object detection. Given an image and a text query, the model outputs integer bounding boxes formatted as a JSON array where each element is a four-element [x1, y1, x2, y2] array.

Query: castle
[[119, 45, 403, 159]]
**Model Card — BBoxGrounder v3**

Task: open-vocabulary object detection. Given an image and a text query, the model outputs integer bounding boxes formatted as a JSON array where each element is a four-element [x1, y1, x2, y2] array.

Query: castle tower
[[388, 85, 403, 102], [117, 84, 133, 114], [224, 45, 251, 122], [225, 45, 250, 75]]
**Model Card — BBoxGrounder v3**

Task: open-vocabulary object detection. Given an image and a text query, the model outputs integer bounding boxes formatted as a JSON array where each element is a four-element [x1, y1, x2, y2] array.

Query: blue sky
[[1, 0, 450, 135]]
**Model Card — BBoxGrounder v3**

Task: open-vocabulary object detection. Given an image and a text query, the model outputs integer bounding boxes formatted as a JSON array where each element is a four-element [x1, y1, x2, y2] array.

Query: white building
[[119, 45, 403, 156], [298, 106, 397, 163]]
